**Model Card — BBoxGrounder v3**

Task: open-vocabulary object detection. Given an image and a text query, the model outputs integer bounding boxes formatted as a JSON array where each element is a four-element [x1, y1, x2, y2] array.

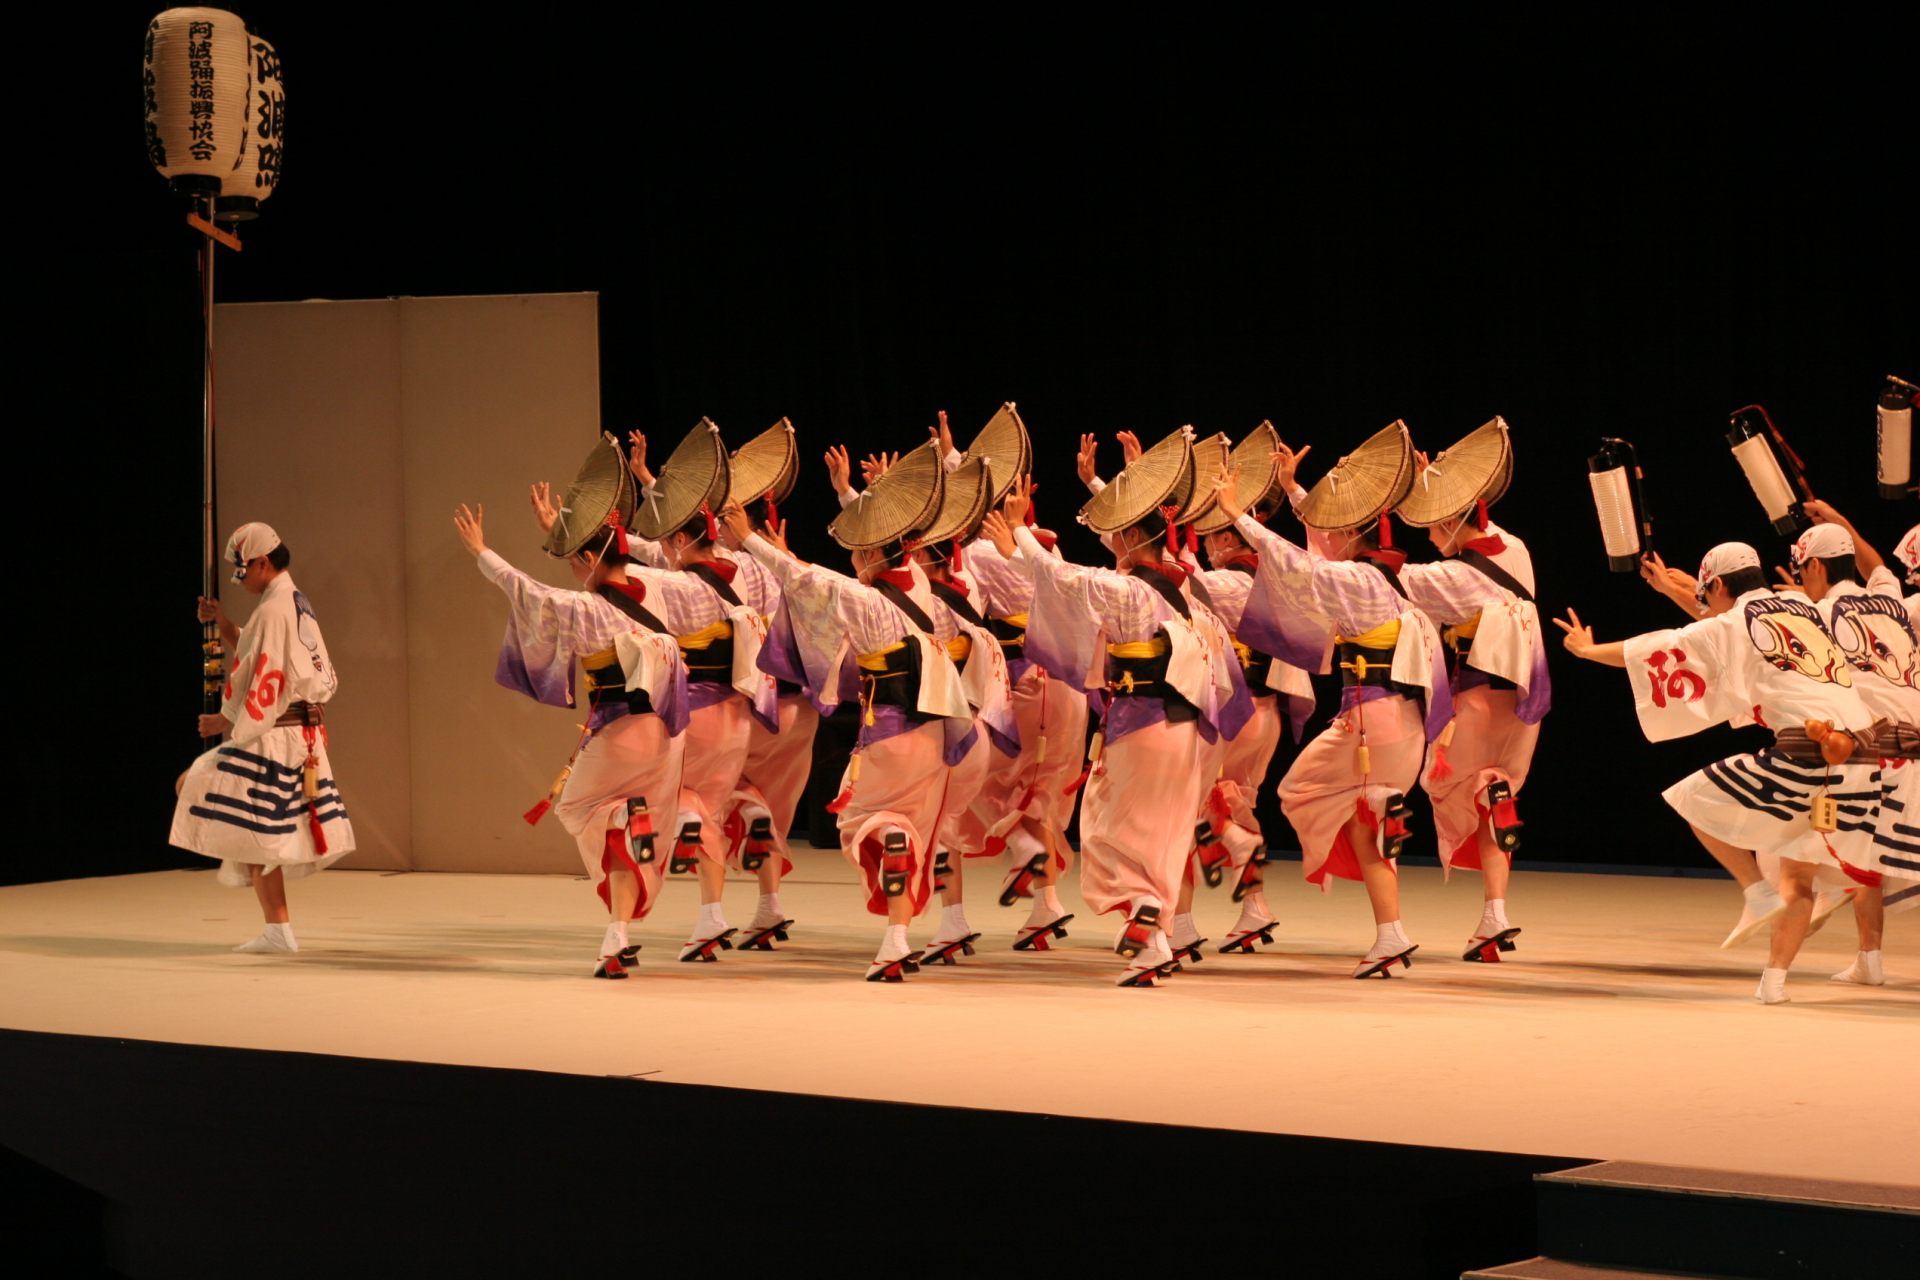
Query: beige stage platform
[[2, 861, 1914, 1184]]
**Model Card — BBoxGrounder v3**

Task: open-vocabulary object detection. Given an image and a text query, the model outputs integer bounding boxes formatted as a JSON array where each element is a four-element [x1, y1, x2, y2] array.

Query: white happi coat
[[169, 572, 355, 883], [1628, 589, 1881, 874]]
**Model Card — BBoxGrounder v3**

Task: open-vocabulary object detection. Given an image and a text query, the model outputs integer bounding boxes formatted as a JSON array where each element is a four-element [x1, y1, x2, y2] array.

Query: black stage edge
[[0, 1029, 1581, 1279]]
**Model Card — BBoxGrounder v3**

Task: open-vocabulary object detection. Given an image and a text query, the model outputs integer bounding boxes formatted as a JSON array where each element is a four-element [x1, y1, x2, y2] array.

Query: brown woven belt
[[273, 701, 324, 729], [1771, 721, 1918, 763]]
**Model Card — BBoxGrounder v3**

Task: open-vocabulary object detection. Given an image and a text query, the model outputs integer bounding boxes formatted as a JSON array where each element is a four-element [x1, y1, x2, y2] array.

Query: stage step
[[1469, 1159, 1919, 1280], [1463, 1259, 1686, 1280]]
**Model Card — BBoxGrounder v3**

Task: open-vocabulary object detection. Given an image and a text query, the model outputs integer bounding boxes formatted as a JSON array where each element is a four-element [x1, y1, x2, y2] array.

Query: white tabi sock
[[600, 921, 629, 956], [1039, 884, 1064, 915], [748, 893, 783, 929], [1831, 950, 1884, 986], [1231, 894, 1274, 933], [881, 924, 911, 960], [234, 922, 298, 954], [1478, 899, 1510, 935], [695, 902, 728, 938], [1024, 889, 1065, 927], [1376, 920, 1411, 951], [938, 904, 971, 940], [1171, 912, 1201, 949], [1756, 966, 1790, 1005]]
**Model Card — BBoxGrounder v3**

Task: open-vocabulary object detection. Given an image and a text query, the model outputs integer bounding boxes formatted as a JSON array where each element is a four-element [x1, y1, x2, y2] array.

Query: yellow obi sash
[[1231, 638, 1254, 668], [1443, 611, 1483, 654], [947, 635, 973, 664], [1106, 636, 1171, 695], [856, 640, 909, 673], [1333, 619, 1400, 686], [677, 618, 735, 675], [583, 645, 624, 690]]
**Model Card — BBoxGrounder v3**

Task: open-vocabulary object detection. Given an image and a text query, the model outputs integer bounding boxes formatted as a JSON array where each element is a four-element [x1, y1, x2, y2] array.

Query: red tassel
[[825, 786, 853, 815], [1475, 498, 1489, 531], [1428, 743, 1454, 782], [1014, 784, 1037, 812], [1062, 766, 1090, 796], [614, 525, 628, 556], [701, 503, 719, 542], [523, 798, 552, 825], [1025, 493, 1039, 527], [308, 810, 328, 855], [1207, 783, 1233, 833], [951, 539, 964, 572], [765, 497, 778, 526], [1378, 514, 1393, 549]]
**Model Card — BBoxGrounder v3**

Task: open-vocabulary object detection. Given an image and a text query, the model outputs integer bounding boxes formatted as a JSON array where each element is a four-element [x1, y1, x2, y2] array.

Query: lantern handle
[[186, 211, 243, 253]]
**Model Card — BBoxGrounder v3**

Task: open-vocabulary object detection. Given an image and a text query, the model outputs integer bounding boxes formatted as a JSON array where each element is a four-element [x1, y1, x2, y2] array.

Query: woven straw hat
[[1193, 423, 1281, 534], [1296, 420, 1417, 532], [919, 455, 992, 547], [1176, 432, 1233, 527], [962, 402, 1031, 507], [729, 417, 799, 508], [829, 439, 947, 550], [1079, 425, 1194, 536], [545, 432, 639, 558], [631, 419, 731, 541], [1396, 416, 1513, 527]]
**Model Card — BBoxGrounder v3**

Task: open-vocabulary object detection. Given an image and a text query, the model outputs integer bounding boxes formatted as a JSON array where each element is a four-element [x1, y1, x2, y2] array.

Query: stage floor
[[2, 860, 1913, 1184]]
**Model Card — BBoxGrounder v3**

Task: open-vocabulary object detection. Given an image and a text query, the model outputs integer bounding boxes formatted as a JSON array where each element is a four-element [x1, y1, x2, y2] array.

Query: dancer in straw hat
[[1171, 425, 1316, 955], [455, 434, 689, 978], [1556, 542, 1883, 1004], [924, 407, 1091, 951], [612, 420, 812, 954], [560, 420, 781, 964], [981, 427, 1241, 987], [171, 522, 356, 954], [723, 441, 975, 981], [1393, 417, 1549, 963], [1213, 422, 1451, 979]]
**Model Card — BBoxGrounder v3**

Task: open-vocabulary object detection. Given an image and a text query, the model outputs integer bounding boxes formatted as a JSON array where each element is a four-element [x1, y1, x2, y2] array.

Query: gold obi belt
[[1334, 619, 1401, 689], [989, 612, 1030, 650], [677, 619, 735, 682], [1106, 637, 1170, 696], [947, 634, 974, 666], [1232, 636, 1280, 693], [583, 646, 652, 713]]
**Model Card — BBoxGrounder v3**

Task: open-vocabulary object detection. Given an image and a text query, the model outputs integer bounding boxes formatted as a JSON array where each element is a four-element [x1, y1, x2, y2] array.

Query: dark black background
[[21, 10, 1914, 885]]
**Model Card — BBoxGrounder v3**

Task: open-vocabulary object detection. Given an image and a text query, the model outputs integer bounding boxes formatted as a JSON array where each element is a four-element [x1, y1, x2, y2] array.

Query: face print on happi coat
[[1744, 595, 1853, 687], [1828, 593, 1919, 690]]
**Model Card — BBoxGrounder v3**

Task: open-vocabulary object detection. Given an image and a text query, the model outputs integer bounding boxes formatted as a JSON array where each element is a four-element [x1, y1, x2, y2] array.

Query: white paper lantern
[[143, 8, 252, 197], [216, 32, 284, 222]]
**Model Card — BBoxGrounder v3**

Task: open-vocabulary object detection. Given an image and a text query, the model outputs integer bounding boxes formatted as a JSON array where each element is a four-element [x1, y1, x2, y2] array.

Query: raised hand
[[626, 432, 656, 490], [764, 515, 790, 555], [979, 510, 1018, 559], [717, 500, 753, 551], [932, 410, 955, 458], [1076, 433, 1101, 491], [1639, 550, 1697, 599], [1272, 441, 1312, 492], [453, 503, 488, 556], [1212, 463, 1245, 521], [1552, 607, 1596, 658], [1117, 431, 1143, 465], [861, 451, 899, 485], [529, 481, 559, 533], [825, 445, 852, 495], [1773, 564, 1800, 592], [1002, 474, 1033, 527]]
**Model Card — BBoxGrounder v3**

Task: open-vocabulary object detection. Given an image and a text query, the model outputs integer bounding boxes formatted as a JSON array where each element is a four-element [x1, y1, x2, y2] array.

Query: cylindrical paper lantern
[[1878, 374, 1916, 500], [1726, 406, 1807, 536], [1587, 438, 1651, 573], [144, 8, 251, 197], [216, 32, 284, 222]]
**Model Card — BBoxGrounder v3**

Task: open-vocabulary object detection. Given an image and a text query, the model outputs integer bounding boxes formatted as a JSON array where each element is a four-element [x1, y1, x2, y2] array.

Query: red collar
[[1361, 549, 1408, 572], [935, 573, 969, 597], [604, 577, 648, 604], [879, 568, 917, 590], [1223, 552, 1259, 571], [1134, 559, 1190, 589], [1462, 534, 1507, 557], [692, 557, 738, 584]]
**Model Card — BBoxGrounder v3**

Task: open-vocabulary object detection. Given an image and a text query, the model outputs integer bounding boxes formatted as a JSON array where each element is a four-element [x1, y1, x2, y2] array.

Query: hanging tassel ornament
[[764, 496, 778, 527], [827, 750, 861, 814], [701, 503, 720, 542], [951, 539, 964, 572], [1064, 730, 1104, 795], [1428, 719, 1457, 782], [1476, 498, 1490, 532], [526, 724, 592, 824]]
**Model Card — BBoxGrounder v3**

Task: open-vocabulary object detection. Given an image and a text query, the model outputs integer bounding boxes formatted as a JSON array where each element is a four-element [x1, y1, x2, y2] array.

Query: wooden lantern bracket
[[187, 210, 242, 252]]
